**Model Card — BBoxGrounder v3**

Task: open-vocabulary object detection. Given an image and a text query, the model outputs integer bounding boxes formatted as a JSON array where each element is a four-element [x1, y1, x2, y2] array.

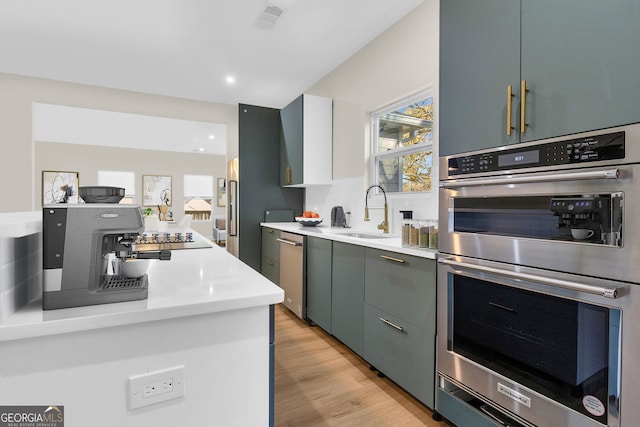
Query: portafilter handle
[[133, 250, 172, 261]]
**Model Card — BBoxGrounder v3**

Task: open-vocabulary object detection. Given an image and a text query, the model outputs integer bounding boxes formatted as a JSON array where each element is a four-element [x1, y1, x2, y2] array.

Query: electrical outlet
[[143, 378, 174, 398], [129, 365, 185, 409]]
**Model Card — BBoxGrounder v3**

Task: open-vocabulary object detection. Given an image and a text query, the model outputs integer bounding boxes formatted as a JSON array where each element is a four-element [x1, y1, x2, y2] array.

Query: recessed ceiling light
[[193, 147, 206, 152], [209, 134, 215, 140], [225, 75, 235, 85]]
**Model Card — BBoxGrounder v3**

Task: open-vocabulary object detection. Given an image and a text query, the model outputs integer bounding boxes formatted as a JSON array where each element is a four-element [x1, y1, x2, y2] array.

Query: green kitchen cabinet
[[280, 94, 332, 187], [364, 248, 436, 333], [363, 249, 437, 408], [364, 304, 436, 408], [439, 0, 520, 156], [440, 0, 640, 156], [520, 0, 640, 141], [306, 236, 333, 333], [239, 104, 303, 271], [261, 227, 281, 285], [331, 241, 365, 357]]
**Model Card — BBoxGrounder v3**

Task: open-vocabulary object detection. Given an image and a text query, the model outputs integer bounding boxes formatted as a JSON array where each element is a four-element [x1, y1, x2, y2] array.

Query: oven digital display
[[498, 149, 540, 167]]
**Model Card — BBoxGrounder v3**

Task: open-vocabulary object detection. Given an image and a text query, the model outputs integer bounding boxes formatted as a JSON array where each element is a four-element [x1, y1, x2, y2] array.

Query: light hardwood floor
[[274, 305, 452, 427]]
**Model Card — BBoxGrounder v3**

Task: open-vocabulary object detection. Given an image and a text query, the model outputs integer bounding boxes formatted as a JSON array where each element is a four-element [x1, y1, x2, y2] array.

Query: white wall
[[0, 73, 238, 215], [35, 141, 225, 239], [304, 0, 440, 233]]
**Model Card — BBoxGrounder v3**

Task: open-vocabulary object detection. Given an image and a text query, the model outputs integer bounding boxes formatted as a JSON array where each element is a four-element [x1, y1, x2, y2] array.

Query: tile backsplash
[[305, 176, 438, 234]]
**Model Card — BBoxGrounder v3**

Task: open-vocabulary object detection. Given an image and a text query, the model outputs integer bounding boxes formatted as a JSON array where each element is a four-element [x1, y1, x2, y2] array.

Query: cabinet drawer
[[262, 228, 280, 262], [261, 256, 280, 286], [437, 386, 504, 427], [306, 236, 332, 333], [364, 304, 435, 408], [364, 248, 436, 332], [331, 242, 365, 357]]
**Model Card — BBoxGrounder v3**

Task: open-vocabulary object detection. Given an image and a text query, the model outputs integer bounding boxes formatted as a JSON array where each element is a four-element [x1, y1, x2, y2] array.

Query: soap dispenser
[[400, 210, 413, 247]]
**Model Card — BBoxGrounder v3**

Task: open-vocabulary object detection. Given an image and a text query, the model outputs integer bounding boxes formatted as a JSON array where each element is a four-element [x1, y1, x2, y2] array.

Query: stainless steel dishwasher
[[277, 232, 305, 319]]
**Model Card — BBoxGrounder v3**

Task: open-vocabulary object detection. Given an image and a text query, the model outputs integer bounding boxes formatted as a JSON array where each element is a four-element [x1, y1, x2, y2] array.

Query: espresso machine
[[43, 188, 171, 310], [549, 193, 623, 245]]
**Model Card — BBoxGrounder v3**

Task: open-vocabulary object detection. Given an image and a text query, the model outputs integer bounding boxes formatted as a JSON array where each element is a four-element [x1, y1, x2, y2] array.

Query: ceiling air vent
[[254, 4, 285, 29]]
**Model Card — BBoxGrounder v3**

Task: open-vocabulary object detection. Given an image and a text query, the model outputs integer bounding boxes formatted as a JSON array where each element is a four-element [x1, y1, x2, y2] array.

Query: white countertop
[[0, 211, 42, 238], [0, 243, 284, 342], [260, 222, 437, 259]]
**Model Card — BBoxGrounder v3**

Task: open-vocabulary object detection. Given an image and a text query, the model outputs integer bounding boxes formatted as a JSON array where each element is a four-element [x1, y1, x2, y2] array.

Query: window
[[184, 175, 213, 221], [371, 90, 434, 193], [97, 171, 135, 204]]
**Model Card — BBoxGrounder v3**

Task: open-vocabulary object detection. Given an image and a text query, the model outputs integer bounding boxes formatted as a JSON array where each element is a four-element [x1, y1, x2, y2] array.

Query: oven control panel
[[447, 131, 625, 176]]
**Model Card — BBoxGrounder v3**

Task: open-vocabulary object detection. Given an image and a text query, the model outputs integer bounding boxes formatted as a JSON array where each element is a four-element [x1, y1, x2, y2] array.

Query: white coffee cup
[[571, 228, 594, 240], [112, 258, 150, 278]]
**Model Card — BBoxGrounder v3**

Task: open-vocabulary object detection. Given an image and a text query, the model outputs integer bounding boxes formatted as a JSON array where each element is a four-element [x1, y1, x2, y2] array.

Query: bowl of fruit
[[295, 211, 323, 226]]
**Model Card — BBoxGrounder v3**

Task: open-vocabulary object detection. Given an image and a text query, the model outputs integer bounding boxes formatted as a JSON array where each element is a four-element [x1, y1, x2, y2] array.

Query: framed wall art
[[217, 178, 227, 207], [42, 170, 79, 205], [142, 175, 172, 206]]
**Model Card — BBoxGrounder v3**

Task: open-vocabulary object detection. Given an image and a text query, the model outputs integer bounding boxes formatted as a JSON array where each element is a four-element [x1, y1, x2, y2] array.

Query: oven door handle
[[440, 168, 620, 188], [439, 257, 621, 299]]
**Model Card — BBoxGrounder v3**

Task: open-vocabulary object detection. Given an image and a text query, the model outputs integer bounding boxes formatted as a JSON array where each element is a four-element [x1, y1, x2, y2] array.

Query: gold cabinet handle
[[380, 255, 405, 263], [521, 80, 529, 133], [507, 85, 515, 136], [285, 166, 291, 184]]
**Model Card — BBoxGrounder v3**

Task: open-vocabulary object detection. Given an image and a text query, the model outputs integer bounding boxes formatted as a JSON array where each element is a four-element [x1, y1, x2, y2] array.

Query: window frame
[[370, 88, 434, 195], [183, 174, 214, 221]]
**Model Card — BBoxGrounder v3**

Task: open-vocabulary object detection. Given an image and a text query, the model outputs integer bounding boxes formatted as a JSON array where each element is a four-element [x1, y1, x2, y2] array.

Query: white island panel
[[0, 229, 283, 426], [0, 305, 270, 426]]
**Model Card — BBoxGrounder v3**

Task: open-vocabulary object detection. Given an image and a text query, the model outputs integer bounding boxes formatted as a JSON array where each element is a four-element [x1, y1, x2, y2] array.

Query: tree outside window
[[372, 91, 433, 193]]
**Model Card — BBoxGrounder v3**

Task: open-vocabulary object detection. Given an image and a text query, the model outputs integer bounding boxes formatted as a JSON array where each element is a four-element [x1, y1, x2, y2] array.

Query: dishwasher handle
[[277, 238, 303, 247]]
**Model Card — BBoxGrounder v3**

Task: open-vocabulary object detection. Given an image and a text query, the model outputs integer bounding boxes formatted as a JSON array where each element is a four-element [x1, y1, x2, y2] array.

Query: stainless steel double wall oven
[[437, 124, 640, 427]]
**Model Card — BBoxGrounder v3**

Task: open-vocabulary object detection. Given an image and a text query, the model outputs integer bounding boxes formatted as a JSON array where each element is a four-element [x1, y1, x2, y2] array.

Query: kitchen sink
[[337, 232, 390, 239]]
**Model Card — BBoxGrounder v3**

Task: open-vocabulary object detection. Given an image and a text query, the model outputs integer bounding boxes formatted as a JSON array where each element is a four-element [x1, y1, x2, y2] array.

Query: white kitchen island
[[0, 240, 284, 427]]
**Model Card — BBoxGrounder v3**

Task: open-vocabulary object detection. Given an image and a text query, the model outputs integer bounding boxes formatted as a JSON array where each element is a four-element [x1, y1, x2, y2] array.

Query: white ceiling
[[0, 0, 424, 109]]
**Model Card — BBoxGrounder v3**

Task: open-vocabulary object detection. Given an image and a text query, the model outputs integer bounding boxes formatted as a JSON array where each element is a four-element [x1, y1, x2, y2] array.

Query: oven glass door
[[451, 193, 623, 246], [439, 257, 622, 426]]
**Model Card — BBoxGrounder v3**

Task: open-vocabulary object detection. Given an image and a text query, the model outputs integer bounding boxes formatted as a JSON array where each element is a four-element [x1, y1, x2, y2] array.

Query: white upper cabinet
[[280, 94, 333, 187]]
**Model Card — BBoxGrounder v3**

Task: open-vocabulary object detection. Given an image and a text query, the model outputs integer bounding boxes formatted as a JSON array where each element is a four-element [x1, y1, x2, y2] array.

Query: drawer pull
[[380, 255, 405, 264], [267, 260, 274, 266], [488, 301, 515, 313], [379, 317, 404, 332]]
